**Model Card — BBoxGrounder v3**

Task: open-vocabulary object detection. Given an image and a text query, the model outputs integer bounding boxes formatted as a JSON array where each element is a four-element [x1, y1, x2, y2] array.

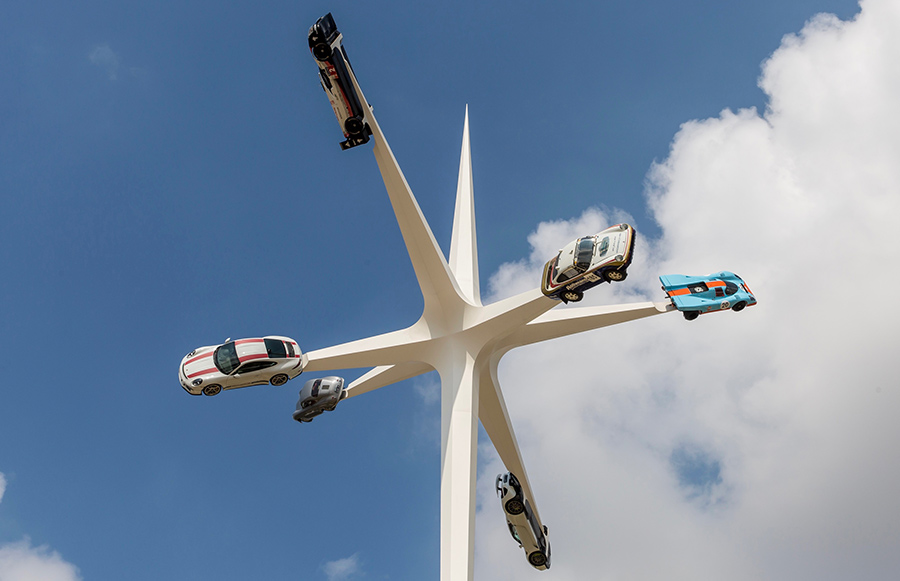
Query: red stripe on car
[[239, 353, 269, 363], [185, 352, 213, 365], [187, 367, 217, 379]]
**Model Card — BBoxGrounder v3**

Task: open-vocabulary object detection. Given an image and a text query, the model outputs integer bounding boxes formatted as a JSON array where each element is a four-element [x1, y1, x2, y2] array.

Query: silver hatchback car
[[293, 376, 346, 423]]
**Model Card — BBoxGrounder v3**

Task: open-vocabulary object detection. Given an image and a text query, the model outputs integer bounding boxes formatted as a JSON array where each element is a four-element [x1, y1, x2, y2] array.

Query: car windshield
[[214, 342, 241, 375], [574, 238, 594, 270]]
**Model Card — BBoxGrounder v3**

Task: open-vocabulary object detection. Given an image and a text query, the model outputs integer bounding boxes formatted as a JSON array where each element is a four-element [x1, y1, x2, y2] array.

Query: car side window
[[596, 236, 610, 258], [724, 282, 739, 296], [234, 360, 277, 375]]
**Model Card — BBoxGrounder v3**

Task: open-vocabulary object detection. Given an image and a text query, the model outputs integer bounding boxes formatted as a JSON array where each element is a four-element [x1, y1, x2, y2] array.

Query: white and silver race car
[[179, 336, 306, 396], [308, 12, 371, 150], [541, 223, 635, 303], [496, 472, 551, 570]]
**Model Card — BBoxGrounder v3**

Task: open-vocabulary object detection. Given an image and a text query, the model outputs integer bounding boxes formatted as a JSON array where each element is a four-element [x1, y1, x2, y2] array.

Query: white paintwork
[[304, 60, 674, 580]]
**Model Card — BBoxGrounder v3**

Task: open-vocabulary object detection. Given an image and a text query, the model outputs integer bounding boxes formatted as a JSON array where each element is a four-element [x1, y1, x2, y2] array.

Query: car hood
[[181, 347, 217, 379]]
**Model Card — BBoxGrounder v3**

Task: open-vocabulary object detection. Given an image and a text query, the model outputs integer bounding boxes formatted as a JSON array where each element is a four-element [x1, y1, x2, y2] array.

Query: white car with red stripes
[[179, 336, 307, 396]]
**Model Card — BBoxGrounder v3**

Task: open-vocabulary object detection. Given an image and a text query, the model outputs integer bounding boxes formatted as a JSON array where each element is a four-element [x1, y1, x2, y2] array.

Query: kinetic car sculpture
[[541, 223, 635, 303], [660, 271, 757, 320], [179, 336, 306, 396]]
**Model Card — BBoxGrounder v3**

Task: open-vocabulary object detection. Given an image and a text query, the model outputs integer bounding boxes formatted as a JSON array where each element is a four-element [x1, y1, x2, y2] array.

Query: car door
[[231, 360, 278, 387]]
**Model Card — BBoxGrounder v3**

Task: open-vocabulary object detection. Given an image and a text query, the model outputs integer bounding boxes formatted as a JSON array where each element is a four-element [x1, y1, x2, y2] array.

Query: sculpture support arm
[[500, 301, 674, 349], [304, 322, 431, 372], [345, 361, 434, 399], [477, 351, 546, 531], [343, 59, 466, 315]]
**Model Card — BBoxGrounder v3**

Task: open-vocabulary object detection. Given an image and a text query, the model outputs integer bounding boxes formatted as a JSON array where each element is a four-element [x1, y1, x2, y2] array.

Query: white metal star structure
[[304, 68, 674, 580]]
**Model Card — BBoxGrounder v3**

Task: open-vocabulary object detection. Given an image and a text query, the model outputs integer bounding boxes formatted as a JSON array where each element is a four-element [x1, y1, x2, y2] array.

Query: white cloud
[[476, 1, 900, 579], [89, 44, 121, 80], [322, 553, 362, 581], [0, 474, 82, 581], [0, 540, 82, 581]]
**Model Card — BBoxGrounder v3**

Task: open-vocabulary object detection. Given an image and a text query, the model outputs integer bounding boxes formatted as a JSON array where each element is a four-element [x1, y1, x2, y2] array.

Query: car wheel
[[270, 374, 289, 386], [683, 311, 700, 321], [528, 551, 547, 567], [605, 270, 627, 282], [312, 43, 332, 61], [505, 498, 525, 515], [732, 301, 747, 312], [202, 384, 222, 396], [562, 290, 583, 302], [344, 116, 365, 136]]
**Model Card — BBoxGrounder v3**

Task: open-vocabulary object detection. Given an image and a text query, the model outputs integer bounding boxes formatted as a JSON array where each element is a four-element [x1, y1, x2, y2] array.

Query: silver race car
[[496, 472, 551, 570], [293, 376, 346, 423]]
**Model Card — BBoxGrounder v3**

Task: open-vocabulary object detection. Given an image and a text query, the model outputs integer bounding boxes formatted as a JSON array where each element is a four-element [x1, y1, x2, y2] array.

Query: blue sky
[[5, 1, 899, 580]]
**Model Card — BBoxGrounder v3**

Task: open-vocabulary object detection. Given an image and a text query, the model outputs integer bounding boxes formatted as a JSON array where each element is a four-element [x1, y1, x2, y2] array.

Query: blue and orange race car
[[660, 271, 757, 320]]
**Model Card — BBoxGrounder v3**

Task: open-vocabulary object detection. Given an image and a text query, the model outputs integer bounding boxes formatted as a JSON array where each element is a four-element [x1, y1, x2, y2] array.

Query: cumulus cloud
[[475, 1, 900, 579], [89, 44, 121, 80], [0, 541, 82, 581], [322, 553, 362, 581], [0, 473, 82, 581]]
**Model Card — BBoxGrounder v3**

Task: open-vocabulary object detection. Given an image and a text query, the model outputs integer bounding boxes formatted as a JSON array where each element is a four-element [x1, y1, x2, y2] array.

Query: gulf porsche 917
[[660, 271, 757, 320]]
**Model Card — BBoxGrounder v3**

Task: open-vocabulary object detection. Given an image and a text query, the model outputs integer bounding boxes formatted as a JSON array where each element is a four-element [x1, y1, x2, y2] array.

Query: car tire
[[344, 116, 365, 136], [732, 301, 747, 312], [202, 384, 222, 396], [528, 551, 547, 567], [270, 374, 289, 386], [605, 270, 627, 282], [505, 498, 525, 515], [312, 43, 332, 61], [683, 311, 700, 321], [562, 290, 583, 303]]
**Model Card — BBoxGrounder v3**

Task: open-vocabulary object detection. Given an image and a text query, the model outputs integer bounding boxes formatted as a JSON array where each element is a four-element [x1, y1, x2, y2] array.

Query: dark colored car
[[308, 13, 371, 150]]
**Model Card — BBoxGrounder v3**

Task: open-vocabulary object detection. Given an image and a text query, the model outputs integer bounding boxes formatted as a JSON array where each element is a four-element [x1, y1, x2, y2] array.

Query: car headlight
[[615, 255, 624, 262], [192, 378, 203, 386]]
